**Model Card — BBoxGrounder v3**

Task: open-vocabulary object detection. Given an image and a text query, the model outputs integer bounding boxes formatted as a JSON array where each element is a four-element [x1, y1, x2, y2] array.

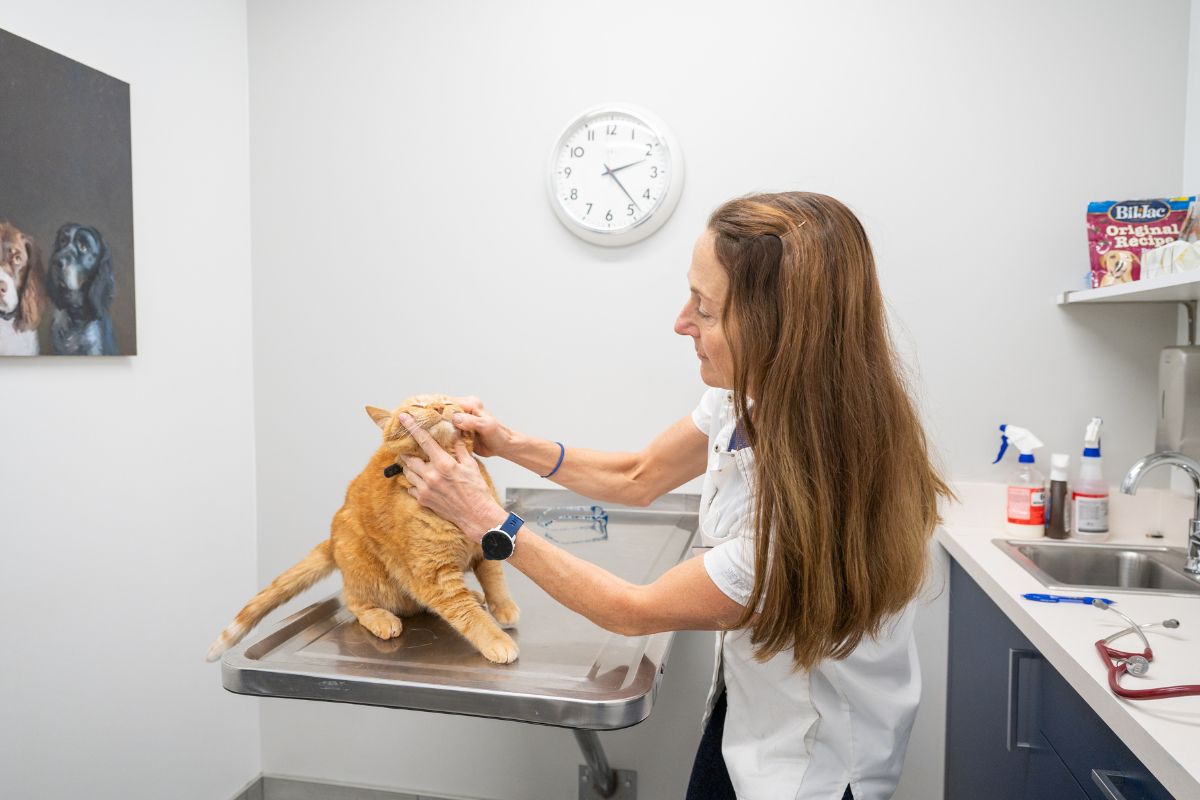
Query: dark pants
[[685, 691, 854, 800]]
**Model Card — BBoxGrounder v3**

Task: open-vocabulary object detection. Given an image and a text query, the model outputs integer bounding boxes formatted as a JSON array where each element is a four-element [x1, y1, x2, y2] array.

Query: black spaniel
[[46, 223, 117, 355]]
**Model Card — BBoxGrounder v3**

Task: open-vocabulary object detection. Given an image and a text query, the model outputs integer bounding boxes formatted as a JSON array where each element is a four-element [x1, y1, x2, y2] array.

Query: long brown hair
[[708, 191, 951, 669]]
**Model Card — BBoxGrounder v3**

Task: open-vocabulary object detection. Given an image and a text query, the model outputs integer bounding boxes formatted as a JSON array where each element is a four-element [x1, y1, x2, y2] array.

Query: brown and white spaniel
[[0, 222, 46, 356]]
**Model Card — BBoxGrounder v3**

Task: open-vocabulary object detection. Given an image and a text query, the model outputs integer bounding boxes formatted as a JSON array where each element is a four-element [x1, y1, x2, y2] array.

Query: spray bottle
[[1072, 417, 1110, 541], [993, 424, 1047, 538]]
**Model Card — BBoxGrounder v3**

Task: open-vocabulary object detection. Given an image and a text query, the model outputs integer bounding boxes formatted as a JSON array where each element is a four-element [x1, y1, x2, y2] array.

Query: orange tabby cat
[[206, 395, 520, 664]]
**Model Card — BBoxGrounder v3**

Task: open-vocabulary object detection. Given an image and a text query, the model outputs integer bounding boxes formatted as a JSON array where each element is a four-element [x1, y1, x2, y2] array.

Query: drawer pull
[[1006, 648, 1038, 752], [1091, 769, 1143, 800]]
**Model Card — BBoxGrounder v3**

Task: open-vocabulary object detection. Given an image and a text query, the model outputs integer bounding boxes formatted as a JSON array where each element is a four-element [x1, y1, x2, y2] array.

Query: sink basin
[[993, 539, 1200, 596]]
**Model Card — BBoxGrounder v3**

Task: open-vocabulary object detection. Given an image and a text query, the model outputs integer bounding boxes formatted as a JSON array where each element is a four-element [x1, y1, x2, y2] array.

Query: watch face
[[547, 104, 684, 247], [482, 530, 514, 560]]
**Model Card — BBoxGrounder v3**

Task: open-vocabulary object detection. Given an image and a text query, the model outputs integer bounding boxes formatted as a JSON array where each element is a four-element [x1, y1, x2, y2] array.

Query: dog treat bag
[[1087, 196, 1195, 288]]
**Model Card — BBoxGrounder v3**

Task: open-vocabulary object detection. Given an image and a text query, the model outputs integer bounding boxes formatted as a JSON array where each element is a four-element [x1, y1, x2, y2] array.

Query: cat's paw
[[488, 598, 520, 628], [479, 633, 519, 664], [357, 608, 404, 640]]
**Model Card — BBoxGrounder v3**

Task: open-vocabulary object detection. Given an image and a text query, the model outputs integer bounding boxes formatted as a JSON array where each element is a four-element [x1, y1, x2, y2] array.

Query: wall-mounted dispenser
[[1156, 346, 1200, 460]]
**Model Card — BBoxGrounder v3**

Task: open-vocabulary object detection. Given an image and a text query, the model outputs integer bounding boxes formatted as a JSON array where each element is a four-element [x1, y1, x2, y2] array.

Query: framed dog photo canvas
[[0, 28, 137, 356]]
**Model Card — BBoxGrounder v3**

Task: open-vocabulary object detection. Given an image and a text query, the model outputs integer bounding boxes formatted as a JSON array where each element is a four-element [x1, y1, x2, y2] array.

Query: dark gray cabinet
[[946, 559, 1174, 799]]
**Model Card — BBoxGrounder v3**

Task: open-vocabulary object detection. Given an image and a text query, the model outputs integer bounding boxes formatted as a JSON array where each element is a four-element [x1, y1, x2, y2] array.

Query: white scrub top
[[693, 388, 921, 800]]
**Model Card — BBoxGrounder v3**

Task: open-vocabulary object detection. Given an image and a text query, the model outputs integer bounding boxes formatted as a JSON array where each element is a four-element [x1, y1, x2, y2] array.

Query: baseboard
[[231, 774, 264, 800], [232, 774, 481, 800]]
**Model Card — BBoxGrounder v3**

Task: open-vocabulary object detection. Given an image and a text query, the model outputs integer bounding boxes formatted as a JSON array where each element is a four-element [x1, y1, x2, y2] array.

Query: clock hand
[[602, 163, 640, 211], [605, 158, 647, 175]]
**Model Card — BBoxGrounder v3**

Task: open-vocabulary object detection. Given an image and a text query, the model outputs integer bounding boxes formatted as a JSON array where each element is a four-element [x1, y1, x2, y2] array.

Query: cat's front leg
[[409, 570, 519, 664], [474, 558, 520, 629]]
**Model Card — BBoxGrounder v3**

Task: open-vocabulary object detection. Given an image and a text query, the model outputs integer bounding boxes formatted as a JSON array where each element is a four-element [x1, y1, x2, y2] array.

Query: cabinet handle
[[1006, 648, 1038, 752], [1091, 770, 1140, 800]]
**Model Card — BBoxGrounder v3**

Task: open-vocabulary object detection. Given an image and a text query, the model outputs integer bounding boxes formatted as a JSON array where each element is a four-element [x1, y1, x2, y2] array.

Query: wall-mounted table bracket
[[576, 730, 637, 799]]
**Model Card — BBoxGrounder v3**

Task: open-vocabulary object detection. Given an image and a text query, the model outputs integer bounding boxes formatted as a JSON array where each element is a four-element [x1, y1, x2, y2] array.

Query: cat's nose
[[430, 403, 445, 415]]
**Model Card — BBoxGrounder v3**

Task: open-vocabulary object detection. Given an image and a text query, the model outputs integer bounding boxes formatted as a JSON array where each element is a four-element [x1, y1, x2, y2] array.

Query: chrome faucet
[[1122, 451, 1200, 574]]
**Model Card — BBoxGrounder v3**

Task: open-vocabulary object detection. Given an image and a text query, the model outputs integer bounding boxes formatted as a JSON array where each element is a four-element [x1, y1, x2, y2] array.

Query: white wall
[[1188, 0, 1200, 192], [0, 2, 261, 799], [1173, 0, 1200, 469], [245, 1, 1190, 799]]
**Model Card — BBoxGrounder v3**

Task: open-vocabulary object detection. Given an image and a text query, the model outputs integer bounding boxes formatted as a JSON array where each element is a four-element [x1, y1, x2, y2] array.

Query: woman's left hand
[[397, 412, 507, 541]]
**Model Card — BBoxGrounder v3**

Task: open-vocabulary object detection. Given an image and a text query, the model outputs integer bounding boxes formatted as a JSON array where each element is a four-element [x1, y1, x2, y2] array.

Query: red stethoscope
[[1093, 600, 1200, 700]]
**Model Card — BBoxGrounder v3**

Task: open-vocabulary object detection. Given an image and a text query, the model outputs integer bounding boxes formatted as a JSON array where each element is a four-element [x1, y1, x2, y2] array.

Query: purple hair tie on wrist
[[540, 441, 565, 479]]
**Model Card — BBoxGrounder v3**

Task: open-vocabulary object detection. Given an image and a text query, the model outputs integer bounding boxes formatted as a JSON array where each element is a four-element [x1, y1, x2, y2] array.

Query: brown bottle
[[1046, 453, 1070, 539]]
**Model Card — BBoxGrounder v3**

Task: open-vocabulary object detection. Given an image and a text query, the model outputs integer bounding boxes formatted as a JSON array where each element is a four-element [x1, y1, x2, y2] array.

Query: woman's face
[[674, 230, 734, 389]]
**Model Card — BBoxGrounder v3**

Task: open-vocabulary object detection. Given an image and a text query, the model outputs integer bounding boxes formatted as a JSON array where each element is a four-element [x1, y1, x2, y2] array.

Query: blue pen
[[1023, 593, 1115, 605]]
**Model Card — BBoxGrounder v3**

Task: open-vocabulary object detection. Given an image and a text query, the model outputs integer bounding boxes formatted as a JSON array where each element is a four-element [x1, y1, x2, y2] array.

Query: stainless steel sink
[[993, 539, 1200, 597]]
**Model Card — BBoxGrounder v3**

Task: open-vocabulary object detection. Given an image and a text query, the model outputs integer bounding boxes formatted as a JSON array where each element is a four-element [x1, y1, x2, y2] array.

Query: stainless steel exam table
[[220, 488, 701, 800]]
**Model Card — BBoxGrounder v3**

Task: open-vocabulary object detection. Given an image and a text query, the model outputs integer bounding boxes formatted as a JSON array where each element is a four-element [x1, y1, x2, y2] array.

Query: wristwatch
[[481, 512, 524, 560]]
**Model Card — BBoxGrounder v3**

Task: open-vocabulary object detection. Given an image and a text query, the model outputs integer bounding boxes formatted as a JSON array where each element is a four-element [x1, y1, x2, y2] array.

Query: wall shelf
[[1058, 271, 1200, 305]]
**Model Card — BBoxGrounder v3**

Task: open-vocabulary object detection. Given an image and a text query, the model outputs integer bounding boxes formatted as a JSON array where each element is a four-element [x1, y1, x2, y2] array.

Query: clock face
[[547, 105, 684, 246]]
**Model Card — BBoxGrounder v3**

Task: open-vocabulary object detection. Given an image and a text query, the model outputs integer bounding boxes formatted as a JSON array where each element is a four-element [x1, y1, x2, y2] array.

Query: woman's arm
[[397, 413, 743, 636], [451, 397, 708, 507], [506, 528, 743, 635]]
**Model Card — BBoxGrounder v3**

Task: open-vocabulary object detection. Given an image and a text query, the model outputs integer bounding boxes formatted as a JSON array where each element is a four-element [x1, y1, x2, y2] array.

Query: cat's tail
[[205, 539, 335, 662]]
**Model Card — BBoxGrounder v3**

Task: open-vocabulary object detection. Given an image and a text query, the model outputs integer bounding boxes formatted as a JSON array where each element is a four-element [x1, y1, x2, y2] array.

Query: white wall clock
[[547, 104, 684, 247]]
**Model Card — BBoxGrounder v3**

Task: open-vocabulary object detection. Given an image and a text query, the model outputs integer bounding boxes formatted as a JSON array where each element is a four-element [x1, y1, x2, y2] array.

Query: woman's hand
[[398, 412, 507, 541], [448, 396, 515, 459]]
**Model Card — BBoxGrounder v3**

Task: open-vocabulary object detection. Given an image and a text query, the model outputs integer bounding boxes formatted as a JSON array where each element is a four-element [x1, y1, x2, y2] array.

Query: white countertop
[[939, 483, 1200, 798]]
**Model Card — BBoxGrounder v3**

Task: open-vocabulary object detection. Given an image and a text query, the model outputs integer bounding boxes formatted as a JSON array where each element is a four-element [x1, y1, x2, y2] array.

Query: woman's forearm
[[503, 433, 657, 506], [458, 409, 705, 508], [507, 526, 644, 635], [505, 526, 743, 637]]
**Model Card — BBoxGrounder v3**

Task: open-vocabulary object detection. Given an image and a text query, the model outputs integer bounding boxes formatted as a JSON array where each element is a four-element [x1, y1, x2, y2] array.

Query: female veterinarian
[[398, 191, 951, 800]]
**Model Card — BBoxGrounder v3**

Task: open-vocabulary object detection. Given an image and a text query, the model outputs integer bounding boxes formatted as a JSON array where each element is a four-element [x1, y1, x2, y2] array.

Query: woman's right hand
[[450, 396, 515, 459]]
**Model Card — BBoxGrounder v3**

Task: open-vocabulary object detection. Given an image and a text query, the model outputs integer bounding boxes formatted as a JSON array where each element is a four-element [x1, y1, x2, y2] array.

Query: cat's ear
[[365, 405, 393, 430]]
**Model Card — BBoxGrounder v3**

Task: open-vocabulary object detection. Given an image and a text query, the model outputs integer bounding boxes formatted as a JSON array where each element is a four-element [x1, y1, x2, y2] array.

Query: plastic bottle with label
[[1045, 453, 1071, 540], [1073, 417, 1110, 541], [992, 424, 1047, 539]]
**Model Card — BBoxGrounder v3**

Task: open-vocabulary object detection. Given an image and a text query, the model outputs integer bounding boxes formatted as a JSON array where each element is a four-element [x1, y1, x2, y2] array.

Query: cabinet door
[[1038, 662, 1174, 800], [1026, 730, 1091, 800], [947, 559, 1174, 800], [947, 560, 1040, 798]]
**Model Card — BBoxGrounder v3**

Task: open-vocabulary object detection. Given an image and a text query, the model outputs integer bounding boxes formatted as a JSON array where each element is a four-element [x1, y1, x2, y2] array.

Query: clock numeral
[[650, 166, 658, 178], [631, 128, 636, 140], [606, 125, 618, 136], [605, 209, 613, 222], [570, 188, 578, 200], [572, 146, 585, 158], [645, 144, 653, 156], [587, 129, 595, 141], [642, 189, 651, 200], [627, 203, 636, 217], [563, 166, 572, 178], [585, 203, 593, 217]]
